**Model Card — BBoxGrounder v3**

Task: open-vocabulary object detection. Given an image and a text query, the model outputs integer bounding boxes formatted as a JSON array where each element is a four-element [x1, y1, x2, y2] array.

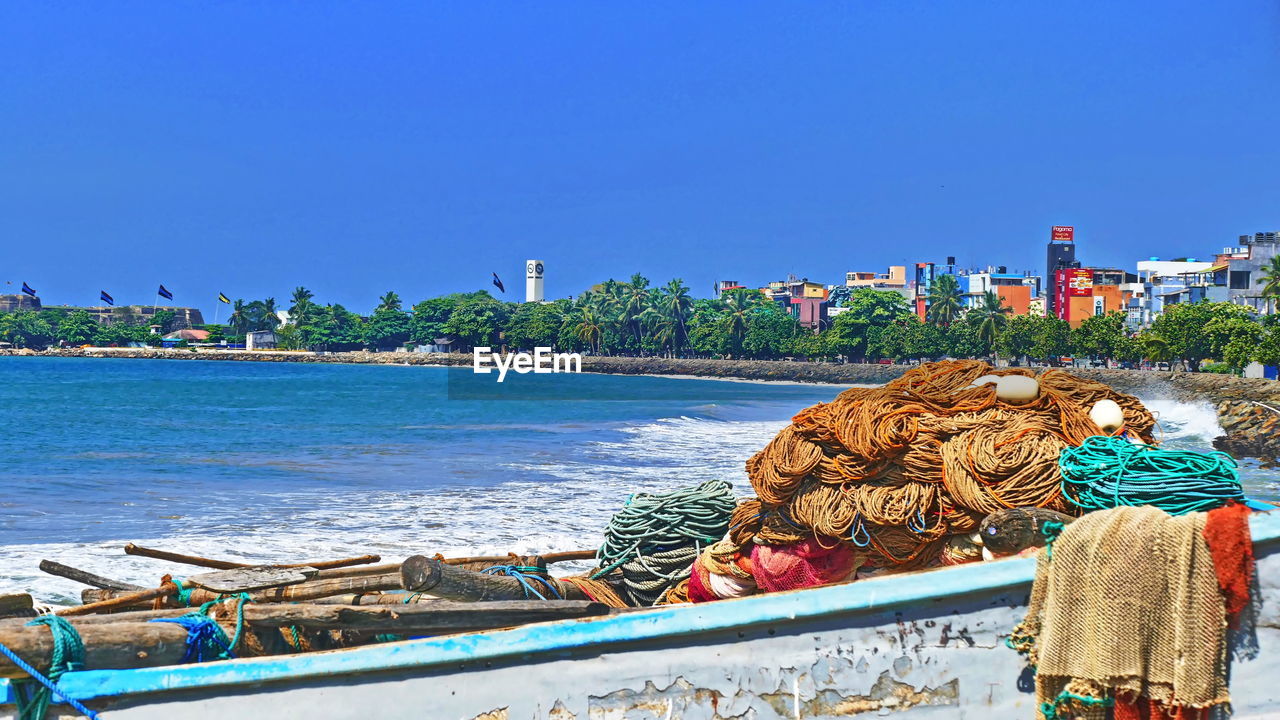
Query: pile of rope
[[728, 360, 1157, 574], [1059, 436, 1244, 516], [589, 479, 736, 606]]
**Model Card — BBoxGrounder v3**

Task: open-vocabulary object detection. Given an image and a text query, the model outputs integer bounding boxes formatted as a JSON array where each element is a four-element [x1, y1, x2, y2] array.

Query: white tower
[[525, 260, 545, 303]]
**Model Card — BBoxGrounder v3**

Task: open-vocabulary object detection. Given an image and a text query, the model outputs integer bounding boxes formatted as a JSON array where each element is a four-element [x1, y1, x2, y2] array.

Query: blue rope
[[149, 593, 250, 663], [0, 616, 100, 720], [481, 565, 563, 600], [150, 614, 235, 663]]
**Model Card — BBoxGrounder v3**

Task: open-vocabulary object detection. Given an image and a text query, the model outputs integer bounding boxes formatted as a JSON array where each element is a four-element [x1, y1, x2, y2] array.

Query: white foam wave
[[1139, 397, 1224, 444], [4, 415, 784, 603]]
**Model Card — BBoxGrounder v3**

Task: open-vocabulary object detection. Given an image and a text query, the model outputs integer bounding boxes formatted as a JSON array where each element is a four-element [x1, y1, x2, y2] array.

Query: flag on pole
[[492, 273, 505, 293], [100, 291, 114, 306], [218, 293, 231, 304], [21, 282, 36, 298], [157, 284, 174, 301]]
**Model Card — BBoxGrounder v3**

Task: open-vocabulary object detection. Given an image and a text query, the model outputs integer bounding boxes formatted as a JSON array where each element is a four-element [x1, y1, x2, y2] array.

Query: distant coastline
[[0, 346, 1272, 398], [5, 346, 1280, 462]]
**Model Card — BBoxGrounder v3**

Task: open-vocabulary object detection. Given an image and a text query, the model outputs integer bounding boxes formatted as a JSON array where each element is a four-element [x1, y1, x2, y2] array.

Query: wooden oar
[[39, 560, 145, 591], [123, 543, 380, 571]]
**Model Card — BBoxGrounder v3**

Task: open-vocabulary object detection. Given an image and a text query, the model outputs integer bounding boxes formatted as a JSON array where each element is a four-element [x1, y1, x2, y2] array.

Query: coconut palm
[[289, 286, 317, 327], [723, 289, 761, 355], [1256, 256, 1280, 314], [260, 297, 281, 329], [377, 291, 402, 313], [227, 300, 249, 335], [1140, 332, 1175, 365], [657, 279, 693, 352], [925, 274, 964, 326], [971, 291, 1012, 361], [620, 282, 650, 349], [574, 306, 604, 354]]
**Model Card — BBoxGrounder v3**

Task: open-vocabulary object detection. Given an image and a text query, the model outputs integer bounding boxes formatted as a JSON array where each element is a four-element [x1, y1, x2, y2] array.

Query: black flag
[[492, 273, 505, 293]]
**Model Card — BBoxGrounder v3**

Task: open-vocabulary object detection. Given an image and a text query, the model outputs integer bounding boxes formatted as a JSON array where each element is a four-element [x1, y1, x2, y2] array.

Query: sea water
[[1, 357, 1275, 603]]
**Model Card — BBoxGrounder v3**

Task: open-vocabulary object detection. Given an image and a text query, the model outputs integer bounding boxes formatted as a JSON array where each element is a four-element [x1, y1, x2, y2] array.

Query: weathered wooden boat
[[4, 510, 1278, 719]]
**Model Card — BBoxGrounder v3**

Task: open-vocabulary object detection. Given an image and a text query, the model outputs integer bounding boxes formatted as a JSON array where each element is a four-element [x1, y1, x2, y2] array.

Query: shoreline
[[2, 346, 1276, 399], [4, 348, 1279, 462]]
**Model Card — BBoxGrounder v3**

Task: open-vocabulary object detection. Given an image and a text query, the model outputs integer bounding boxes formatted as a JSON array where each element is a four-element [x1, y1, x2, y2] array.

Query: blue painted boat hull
[[5, 511, 1279, 719]]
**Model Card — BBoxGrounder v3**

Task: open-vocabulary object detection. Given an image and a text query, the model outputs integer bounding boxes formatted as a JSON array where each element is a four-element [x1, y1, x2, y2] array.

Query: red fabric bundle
[[1203, 502, 1254, 625], [686, 556, 717, 603], [750, 537, 860, 593]]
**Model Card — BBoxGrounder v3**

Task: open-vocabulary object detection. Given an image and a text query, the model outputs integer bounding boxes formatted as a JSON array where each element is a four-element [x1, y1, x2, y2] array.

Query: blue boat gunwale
[[4, 510, 1278, 706]]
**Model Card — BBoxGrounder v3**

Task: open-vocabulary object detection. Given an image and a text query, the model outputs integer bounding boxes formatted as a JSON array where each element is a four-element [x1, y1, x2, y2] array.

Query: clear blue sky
[[2, 1, 1278, 316]]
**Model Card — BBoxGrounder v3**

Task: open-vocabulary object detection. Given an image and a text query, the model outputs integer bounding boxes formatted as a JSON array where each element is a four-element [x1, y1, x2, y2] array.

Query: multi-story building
[[962, 268, 1042, 314], [759, 275, 829, 330], [1218, 232, 1280, 312], [1045, 227, 1077, 316], [1053, 267, 1133, 327], [844, 266, 912, 304], [1125, 258, 1214, 328]]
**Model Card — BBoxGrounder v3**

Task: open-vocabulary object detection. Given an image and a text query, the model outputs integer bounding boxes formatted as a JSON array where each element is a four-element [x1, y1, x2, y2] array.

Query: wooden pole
[[0, 623, 189, 678], [80, 572, 405, 610], [400, 556, 590, 602], [239, 599, 618, 631], [122, 543, 380, 571], [39, 560, 145, 591], [0, 594, 34, 620]]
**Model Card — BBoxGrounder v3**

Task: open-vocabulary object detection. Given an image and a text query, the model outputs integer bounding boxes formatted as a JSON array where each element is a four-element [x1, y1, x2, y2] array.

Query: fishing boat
[[4, 509, 1277, 720]]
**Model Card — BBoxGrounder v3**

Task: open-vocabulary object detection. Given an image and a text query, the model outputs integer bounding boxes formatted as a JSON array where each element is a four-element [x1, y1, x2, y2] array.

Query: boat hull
[[5, 511, 1279, 719]]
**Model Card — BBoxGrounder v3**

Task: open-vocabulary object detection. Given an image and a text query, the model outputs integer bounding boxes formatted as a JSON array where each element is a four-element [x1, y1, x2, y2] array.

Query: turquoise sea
[[1, 357, 1276, 603]]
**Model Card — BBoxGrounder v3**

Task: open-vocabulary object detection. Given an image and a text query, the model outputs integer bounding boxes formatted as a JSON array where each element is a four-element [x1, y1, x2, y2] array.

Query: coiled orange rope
[[737, 360, 1157, 570]]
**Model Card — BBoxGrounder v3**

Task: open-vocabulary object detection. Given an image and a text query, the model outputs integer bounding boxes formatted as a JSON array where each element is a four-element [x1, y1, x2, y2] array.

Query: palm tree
[[574, 307, 604, 354], [289, 286, 316, 327], [620, 282, 649, 350], [925, 274, 964, 326], [1140, 332, 1174, 365], [972, 291, 1012, 361], [657, 279, 693, 354], [1257, 256, 1280, 314], [261, 298, 281, 329], [227, 300, 249, 335], [723, 289, 760, 356], [377, 291, 402, 313]]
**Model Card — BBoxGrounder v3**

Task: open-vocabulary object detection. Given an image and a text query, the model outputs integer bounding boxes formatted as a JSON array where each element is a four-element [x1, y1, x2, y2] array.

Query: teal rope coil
[[591, 479, 736, 605], [1058, 436, 1243, 516], [0, 615, 100, 720]]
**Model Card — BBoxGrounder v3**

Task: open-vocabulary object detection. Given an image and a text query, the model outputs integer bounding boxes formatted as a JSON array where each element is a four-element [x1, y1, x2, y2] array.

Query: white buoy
[[995, 375, 1039, 404], [1090, 399, 1125, 434], [969, 374, 1001, 389]]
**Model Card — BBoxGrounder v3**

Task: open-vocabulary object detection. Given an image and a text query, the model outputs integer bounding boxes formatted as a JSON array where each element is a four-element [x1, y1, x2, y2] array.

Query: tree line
[[3, 274, 1279, 372]]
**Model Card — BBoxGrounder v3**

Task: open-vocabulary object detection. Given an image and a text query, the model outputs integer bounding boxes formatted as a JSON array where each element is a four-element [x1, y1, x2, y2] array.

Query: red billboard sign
[[1052, 225, 1074, 242], [1066, 268, 1092, 296]]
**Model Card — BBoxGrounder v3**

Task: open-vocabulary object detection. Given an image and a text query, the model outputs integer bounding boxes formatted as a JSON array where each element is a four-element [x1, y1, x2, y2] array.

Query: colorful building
[[1053, 268, 1131, 327]]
